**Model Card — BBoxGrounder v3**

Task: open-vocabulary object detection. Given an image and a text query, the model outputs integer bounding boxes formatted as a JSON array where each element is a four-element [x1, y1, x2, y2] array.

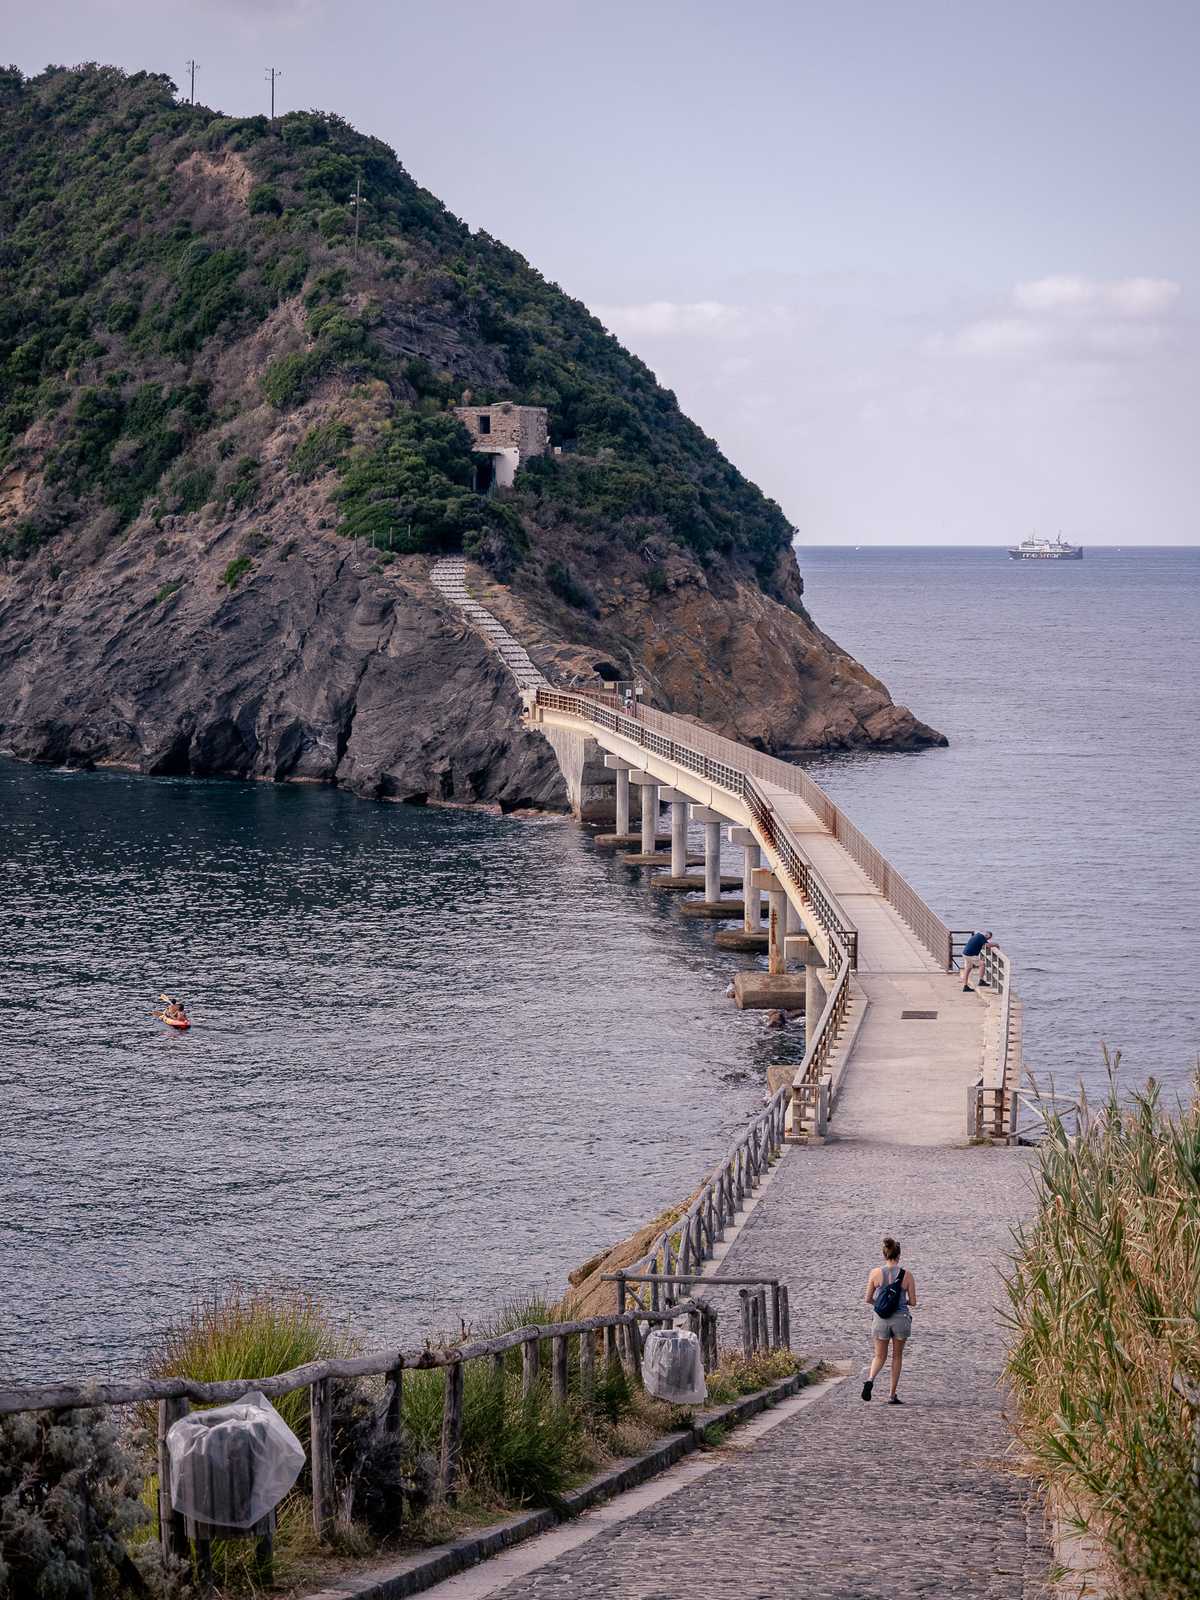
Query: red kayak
[[158, 1015, 190, 1031]]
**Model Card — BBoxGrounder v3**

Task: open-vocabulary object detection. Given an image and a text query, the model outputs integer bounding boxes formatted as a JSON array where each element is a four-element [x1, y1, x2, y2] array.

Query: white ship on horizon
[[1008, 533, 1083, 561]]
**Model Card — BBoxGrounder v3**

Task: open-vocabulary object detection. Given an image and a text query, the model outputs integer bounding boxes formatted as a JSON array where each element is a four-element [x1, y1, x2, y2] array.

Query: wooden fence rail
[[0, 1301, 716, 1558], [625, 1087, 790, 1295]]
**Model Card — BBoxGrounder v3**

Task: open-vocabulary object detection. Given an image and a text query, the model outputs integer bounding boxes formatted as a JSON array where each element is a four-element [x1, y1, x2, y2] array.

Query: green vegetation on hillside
[[1006, 1064, 1200, 1599], [0, 63, 794, 586]]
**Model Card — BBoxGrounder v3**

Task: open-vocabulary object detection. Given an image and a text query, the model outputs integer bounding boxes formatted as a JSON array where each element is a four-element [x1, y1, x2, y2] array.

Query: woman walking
[[862, 1237, 917, 1403]]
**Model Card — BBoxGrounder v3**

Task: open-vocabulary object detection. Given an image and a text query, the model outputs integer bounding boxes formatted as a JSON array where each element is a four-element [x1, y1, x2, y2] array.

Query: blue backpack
[[873, 1265, 906, 1319]]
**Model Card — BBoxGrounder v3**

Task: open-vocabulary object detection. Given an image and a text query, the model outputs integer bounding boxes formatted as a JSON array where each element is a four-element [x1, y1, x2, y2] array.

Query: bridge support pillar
[[615, 769, 630, 836], [767, 890, 788, 975], [703, 821, 722, 902], [632, 777, 660, 855], [668, 794, 689, 878], [603, 755, 638, 839], [752, 867, 789, 976], [728, 827, 761, 931], [805, 963, 826, 1028]]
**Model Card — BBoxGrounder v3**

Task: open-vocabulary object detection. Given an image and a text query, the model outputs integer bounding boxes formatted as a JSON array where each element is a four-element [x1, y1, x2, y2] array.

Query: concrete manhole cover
[[901, 1010, 939, 1019]]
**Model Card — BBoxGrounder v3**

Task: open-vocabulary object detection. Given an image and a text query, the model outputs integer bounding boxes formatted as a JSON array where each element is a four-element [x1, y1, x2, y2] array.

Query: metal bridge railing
[[534, 688, 863, 1132]]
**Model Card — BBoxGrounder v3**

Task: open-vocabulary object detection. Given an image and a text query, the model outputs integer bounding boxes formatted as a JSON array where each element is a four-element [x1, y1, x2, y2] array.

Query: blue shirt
[[963, 932, 988, 957]]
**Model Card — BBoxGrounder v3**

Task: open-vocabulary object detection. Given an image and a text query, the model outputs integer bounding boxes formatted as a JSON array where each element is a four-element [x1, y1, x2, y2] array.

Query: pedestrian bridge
[[433, 559, 1021, 1145]]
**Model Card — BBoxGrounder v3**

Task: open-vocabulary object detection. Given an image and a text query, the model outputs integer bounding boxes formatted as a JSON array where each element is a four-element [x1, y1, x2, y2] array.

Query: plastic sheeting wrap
[[167, 1390, 306, 1530], [641, 1329, 707, 1405]]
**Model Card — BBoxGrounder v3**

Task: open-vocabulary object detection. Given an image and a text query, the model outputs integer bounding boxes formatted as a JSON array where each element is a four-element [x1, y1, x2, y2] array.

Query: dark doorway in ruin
[[473, 458, 495, 494]]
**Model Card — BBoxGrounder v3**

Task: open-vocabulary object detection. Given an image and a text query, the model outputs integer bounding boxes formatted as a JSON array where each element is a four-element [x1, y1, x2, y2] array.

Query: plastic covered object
[[167, 1390, 305, 1530], [641, 1328, 707, 1405]]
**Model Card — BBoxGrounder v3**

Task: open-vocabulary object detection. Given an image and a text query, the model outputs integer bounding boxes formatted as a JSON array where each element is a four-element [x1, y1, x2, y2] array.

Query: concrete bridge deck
[[431, 556, 1020, 1145]]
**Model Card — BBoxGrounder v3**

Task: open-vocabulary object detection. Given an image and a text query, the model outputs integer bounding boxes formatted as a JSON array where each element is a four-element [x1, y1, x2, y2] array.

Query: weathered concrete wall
[[539, 727, 616, 822]]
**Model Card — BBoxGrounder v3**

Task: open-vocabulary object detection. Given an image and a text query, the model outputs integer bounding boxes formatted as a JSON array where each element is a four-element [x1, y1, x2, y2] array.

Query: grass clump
[[153, 579, 181, 604], [1005, 1057, 1200, 1600], [703, 1347, 804, 1406], [144, 1285, 351, 1443], [221, 555, 253, 590]]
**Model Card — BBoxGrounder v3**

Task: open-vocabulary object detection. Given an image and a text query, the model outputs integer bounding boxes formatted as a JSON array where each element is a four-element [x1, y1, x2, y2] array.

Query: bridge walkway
[[430, 556, 1019, 1142]]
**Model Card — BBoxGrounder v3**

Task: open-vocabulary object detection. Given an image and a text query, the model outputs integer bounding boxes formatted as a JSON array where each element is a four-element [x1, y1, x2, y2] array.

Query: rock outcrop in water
[[0, 66, 943, 807]]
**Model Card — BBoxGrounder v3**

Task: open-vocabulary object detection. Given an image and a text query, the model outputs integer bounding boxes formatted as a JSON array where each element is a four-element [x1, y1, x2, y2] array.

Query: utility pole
[[265, 66, 281, 124], [186, 59, 198, 105]]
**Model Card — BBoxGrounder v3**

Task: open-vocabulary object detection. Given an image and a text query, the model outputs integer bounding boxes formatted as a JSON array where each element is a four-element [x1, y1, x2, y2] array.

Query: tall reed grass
[[1005, 1062, 1200, 1599]]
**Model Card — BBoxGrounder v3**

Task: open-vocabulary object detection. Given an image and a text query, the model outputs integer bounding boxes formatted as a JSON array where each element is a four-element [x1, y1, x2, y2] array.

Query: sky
[[8, 0, 1200, 545]]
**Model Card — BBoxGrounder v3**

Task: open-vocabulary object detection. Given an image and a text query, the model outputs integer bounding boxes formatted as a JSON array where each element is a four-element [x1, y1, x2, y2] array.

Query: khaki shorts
[[872, 1311, 913, 1342]]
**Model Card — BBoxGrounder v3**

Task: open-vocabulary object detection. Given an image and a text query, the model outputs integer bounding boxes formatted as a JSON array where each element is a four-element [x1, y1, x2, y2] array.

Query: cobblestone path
[[489, 1142, 1050, 1600]]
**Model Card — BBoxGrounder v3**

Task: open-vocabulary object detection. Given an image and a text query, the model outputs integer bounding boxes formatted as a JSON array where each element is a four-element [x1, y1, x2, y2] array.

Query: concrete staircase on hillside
[[430, 558, 547, 691]]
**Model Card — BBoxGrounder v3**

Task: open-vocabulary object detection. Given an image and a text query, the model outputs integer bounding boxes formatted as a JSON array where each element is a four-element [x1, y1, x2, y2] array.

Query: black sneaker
[[861, 1379, 873, 1401], [961, 985, 973, 993], [888, 1395, 902, 1405], [979, 980, 993, 988]]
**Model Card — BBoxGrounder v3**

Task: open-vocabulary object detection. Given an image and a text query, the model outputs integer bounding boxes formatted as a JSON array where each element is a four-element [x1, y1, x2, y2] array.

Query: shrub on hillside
[[335, 411, 518, 554]]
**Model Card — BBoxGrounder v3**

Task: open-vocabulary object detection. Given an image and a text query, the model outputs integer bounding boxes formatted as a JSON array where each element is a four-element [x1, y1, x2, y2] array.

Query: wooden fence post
[[309, 1377, 336, 1543], [739, 1290, 752, 1357], [756, 1288, 769, 1352], [770, 1285, 782, 1349], [779, 1285, 791, 1350], [440, 1361, 464, 1500], [491, 1350, 506, 1384], [603, 1324, 618, 1374], [521, 1333, 540, 1396], [384, 1364, 403, 1434], [580, 1328, 595, 1397], [748, 1293, 761, 1352], [706, 1188, 716, 1256], [156, 1396, 189, 1560], [551, 1335, 568, 1407]]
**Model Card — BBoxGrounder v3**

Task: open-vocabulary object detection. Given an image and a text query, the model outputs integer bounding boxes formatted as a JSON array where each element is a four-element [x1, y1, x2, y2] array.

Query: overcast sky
[[10, 1, 1199, 545]]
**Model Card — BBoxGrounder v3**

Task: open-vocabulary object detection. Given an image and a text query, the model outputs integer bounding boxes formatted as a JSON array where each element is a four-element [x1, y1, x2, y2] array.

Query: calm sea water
[[1, 545, 1196, 1380], [800, 545, 1199, 1100]]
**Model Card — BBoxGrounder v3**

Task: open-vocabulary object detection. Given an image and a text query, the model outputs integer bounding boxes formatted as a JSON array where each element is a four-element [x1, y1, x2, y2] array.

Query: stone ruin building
[[453, 401, 550, 492]]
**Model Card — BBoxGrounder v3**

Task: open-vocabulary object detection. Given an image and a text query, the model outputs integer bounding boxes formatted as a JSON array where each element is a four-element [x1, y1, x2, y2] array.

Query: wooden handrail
[[0, 1304, 708, 1418]]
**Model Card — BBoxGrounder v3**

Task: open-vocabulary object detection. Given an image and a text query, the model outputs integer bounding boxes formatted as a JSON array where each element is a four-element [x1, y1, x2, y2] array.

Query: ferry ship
[[1008, 533, 1083, 561]]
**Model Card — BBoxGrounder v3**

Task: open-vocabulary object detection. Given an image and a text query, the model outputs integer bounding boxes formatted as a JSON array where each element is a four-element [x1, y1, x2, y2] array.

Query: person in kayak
[[158, 994, 189, 1022]]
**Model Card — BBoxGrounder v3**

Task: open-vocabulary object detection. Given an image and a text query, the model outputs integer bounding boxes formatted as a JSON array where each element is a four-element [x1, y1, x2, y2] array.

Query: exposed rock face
[[0, 504, 942, 807], [0, 516, 567, 810]]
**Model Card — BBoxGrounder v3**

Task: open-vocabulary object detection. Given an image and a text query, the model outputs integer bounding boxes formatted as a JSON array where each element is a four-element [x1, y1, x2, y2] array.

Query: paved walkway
[[481, 1142, 1049, 1600]]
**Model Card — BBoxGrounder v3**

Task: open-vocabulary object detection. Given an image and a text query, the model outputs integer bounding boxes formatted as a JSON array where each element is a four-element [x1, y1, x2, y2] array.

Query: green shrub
[[153, 579, 181, 604], [0, 1405, 153, 1598], [291, 420, 352, 482], [335, 411, 506, 553], [247, 184, 282, 217], [171, 464, 214, 513], [261, 350, 326, 410], [220, 555, 253, 590], [1006, 1064, 1200, 1600], [226, 456, 260, 510], [545, 558, 596, 613]]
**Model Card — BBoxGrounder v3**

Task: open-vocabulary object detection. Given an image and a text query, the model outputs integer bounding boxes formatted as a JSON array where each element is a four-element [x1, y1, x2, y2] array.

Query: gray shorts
[[872, 1311, 913, 1342]]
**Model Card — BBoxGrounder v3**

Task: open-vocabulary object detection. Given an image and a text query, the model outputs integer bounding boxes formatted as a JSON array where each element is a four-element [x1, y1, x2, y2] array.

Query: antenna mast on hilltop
[[185, 59, 198, 104], [350, 173, 369, 261], [265, 65, 282, 125]]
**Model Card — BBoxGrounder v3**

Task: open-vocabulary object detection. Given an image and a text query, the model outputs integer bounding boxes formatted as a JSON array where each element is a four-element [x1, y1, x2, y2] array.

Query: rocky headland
[[0, 66, 943, 810]]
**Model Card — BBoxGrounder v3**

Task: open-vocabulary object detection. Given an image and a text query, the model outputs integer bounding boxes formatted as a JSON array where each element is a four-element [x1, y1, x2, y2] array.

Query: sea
[[1, 545, 1196, 1381]]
